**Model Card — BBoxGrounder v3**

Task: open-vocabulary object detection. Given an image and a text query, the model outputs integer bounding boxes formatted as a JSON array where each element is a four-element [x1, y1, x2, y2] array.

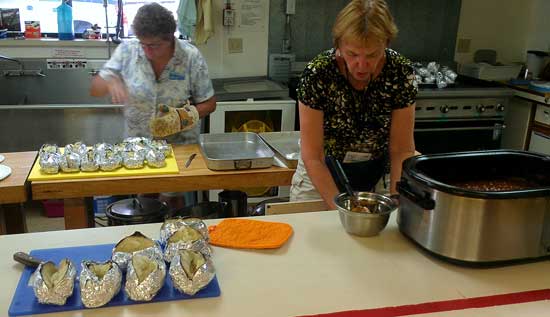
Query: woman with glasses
[[290, 0, 417, 209], [90, 2, 215, 143]]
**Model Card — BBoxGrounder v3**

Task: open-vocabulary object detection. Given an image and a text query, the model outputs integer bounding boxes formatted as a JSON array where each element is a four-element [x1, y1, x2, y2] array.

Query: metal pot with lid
[[397, 150, 550, 265], [105, 197, 168, 226]]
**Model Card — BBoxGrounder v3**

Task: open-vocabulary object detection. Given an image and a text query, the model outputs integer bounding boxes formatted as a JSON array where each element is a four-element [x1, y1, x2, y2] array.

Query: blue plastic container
[[57, 1, 74, 40]]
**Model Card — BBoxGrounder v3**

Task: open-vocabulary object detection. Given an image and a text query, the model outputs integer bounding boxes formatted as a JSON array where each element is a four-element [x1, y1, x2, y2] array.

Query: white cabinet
[[501, 97, 532, 150], [529, 132, 550, 155]]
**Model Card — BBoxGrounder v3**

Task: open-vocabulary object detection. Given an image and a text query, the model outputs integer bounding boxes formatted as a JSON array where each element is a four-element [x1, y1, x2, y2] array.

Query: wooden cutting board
[[27, 148, 179, 181]]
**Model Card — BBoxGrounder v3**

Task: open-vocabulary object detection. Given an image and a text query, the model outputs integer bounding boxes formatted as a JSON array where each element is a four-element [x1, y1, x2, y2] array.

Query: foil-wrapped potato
[[160, 217, 209, 245], [80, 260, 122, 308], [169, 249, 215, 296], [124, 254, 166, 302], [112, 231, 163, 270], [31, 259, 76, 305], [39, 153, 61, 174], [164, 226, 211, 262], [145, 149, 167, 168]]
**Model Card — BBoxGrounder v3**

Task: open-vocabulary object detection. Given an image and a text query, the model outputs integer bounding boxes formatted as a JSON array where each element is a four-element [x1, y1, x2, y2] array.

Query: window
[[0, 0, 179, 37]]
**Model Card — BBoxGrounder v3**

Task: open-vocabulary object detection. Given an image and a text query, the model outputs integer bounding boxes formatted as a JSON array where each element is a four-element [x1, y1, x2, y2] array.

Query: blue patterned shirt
[[99, 38, 214, 144]]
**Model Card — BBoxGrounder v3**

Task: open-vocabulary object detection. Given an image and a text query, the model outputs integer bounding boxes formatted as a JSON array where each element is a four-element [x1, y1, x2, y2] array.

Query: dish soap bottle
[[57, 0, 74, 40]]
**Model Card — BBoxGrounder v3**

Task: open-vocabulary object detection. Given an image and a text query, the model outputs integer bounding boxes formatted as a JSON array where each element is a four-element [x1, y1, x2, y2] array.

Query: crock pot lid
[[108, 197, 165, 218]]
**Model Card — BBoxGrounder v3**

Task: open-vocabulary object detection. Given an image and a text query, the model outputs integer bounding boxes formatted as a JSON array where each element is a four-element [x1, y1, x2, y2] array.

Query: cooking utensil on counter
[[325, 156, 362, 211], [13, 252, 43, 268], [184, 153, 197, 168]]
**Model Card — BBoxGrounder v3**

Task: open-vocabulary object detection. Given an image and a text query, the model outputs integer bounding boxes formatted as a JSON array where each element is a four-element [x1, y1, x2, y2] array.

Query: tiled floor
[[23, 201, 109, 233], [24, 201, 65, 233]]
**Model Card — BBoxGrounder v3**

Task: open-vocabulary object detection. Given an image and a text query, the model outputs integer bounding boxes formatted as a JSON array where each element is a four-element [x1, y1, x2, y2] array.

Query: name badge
[[169, 72, 186, 80], [343, 151, 372, 163]]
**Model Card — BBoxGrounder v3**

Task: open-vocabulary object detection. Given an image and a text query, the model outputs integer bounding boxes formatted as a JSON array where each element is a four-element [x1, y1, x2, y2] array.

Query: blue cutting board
[[8, 243, 221, 316]]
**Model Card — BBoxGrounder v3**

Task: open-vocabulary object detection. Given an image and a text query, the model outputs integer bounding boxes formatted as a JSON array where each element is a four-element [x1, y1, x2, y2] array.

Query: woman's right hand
[[106, 75, 129, 104]]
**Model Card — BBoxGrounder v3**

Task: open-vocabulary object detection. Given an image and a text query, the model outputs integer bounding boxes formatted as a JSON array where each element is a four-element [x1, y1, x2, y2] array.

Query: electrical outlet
[[228, 38, 243, 54]]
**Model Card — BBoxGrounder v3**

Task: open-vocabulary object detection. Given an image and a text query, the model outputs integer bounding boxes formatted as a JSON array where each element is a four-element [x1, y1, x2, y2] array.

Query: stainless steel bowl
[[334, 192, 398, 237]]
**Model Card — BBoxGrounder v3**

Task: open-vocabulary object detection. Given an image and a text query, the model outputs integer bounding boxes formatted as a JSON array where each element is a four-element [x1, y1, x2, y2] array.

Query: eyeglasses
[[139, 41, 168, 50]]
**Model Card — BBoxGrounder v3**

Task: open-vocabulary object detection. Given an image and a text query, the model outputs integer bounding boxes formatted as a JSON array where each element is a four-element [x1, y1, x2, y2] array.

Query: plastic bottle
[[57, 0, 74, 40]]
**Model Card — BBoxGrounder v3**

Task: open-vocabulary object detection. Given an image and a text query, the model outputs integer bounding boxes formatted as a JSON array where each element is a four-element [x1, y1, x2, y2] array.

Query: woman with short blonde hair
[[290, 0, 417, 208]]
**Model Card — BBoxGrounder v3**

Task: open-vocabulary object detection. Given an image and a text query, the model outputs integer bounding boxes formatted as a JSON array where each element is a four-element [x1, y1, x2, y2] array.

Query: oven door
[[414, 118, 505, 154]]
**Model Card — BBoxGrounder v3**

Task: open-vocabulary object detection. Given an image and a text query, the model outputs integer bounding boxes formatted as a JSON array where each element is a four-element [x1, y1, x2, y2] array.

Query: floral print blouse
[[297, 48, 417, 162], [99, 39, 214, 144]]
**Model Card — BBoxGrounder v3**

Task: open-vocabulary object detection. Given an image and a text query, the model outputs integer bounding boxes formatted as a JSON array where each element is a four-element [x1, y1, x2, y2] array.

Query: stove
[[414, 75, 514, 154]]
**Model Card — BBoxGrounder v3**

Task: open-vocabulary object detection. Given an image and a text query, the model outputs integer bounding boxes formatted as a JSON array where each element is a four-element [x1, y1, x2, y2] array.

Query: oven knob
[[476, 104, 486, 113], [440, 105, 450, 113], [496, 104, 505, 112]]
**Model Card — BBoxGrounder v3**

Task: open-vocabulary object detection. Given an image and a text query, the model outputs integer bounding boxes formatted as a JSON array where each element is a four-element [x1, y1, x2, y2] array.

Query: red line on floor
[[298, 289, 550, 317]]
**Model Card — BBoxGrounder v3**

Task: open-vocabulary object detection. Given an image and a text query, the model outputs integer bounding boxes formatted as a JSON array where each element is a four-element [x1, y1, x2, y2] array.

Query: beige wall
[[455, 0, 536, 65]]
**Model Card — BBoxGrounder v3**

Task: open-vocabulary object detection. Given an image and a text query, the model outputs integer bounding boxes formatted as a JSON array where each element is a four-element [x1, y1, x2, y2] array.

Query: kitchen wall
[[0, 0, 270, 79], [455, 0, 550, 65], [268, 0, 461, 65]]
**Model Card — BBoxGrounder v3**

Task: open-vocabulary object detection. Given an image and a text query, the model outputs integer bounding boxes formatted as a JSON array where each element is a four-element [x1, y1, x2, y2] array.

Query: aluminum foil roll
[[169, 250, 215, 296], [124, 254, 166, 302], [59, 152, 81, 173], [146, 149, 166, 168], [160, 217, 209, 245], [122, 151, 145, 169], [111, 231, 164, 270], [99, 150, 122, 171], [79, 260, 122, 308], [31, 259, 76, 305], [163, 227, 211, 262], [65, 142, 87, 157], [80, 149, 100, 172], [151, 140, 171, 157], [39, 153, 61, 174]]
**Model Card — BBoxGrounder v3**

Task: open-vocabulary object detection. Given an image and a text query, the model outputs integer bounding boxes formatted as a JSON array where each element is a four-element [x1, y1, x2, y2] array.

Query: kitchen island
[[30, 144, 295, 229], [1, 211, 549, 317]]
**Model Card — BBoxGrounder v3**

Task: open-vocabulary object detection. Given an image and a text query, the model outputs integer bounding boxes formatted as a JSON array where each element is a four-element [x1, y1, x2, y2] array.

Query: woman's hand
[[90, 74, 128, 104], [106, 76, 129, 104]]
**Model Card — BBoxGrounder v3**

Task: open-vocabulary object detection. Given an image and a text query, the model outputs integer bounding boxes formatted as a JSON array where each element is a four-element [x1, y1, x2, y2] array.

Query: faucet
[[0, 54, 46, 77], [0, 54, 24, 71]]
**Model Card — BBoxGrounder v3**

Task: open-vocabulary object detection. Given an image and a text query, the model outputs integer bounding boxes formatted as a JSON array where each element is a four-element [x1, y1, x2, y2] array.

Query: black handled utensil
[[185, 153, 197, 168], [325, 156, 360, 208], [13, 252, 43, 268]]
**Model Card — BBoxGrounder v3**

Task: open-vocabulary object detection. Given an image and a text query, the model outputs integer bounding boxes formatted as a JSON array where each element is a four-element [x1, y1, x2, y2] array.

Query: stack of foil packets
[[38, 137, 171, 174], [29, 218, 215, 308], [413, 62, 458, 89]]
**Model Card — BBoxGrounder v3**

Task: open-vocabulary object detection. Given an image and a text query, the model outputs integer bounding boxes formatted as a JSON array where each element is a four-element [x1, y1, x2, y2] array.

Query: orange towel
[[208, 219, 293, 249]]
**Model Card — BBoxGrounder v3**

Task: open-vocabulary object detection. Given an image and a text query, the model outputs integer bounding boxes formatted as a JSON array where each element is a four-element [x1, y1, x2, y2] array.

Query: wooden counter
[[0, 151, 37, 234], [1, 212, 549, 317], [30, 144, 295, 229]]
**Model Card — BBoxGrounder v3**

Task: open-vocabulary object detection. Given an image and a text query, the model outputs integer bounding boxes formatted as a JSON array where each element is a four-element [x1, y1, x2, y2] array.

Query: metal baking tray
[[259, 131, 300, 169], [199, 132, 274, 170]]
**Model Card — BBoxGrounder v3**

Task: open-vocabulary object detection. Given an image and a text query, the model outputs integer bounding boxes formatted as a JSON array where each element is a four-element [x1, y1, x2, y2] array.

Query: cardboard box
[[24, 21, 41, 39]]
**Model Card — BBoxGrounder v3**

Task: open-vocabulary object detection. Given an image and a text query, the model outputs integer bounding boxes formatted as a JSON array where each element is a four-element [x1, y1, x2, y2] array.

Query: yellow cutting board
[[28, 148, 179, 181]]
